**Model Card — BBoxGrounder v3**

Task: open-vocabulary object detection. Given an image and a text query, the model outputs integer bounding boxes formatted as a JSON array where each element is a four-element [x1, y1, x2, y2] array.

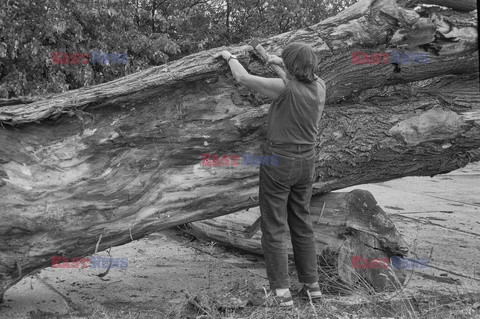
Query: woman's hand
[[220, 50, 232, 61], [267, 54, 283, 66], [219, 50, 286, 99]]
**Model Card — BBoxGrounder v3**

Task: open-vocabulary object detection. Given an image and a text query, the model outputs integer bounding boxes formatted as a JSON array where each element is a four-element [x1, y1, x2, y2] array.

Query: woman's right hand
[[267, 54, 283, 66]]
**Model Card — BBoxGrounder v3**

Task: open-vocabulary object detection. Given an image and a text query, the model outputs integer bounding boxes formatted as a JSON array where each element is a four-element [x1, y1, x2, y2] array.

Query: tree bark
[[0, 0, 479, 300], [187, 189, 409, 292]]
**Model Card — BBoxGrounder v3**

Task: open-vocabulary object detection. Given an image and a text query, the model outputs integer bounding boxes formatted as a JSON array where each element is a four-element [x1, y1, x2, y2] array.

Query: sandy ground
[[1, 162, 479, 318]]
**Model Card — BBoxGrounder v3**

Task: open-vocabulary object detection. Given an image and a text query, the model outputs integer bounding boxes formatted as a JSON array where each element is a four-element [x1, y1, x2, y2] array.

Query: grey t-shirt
[[266, 77, 326, 145]]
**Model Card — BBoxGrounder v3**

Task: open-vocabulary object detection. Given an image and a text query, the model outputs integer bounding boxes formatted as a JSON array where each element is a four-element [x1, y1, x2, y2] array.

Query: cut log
[[0, 0, 479, 301], [187, 189, 409, 292]]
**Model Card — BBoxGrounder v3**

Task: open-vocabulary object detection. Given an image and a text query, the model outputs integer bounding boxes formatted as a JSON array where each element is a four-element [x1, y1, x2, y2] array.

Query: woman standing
[[220, 42, 326, 307]]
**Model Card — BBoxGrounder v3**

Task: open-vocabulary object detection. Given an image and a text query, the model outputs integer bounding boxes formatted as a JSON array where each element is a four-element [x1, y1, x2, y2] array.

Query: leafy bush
[[0, 0, 357, 98]]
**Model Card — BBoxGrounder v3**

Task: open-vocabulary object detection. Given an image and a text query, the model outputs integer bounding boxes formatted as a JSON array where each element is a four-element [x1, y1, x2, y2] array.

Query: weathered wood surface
[[0, 0, 479, 300], [188, 189, 408, 292]]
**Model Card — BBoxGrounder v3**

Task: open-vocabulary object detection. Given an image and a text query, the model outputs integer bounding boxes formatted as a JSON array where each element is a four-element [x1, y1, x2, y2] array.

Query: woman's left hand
[[220, 50, 232, 60]]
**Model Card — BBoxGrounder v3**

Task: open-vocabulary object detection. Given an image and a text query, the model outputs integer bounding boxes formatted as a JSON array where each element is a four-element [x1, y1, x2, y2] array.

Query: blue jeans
[[259, 141, 319, 289]]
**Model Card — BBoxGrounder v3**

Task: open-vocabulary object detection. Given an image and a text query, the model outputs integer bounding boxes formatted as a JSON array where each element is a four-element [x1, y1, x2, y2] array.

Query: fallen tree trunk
[[1, 74, 478, 301], [187, 189, 408, 292], [0, 0, 479, 300]]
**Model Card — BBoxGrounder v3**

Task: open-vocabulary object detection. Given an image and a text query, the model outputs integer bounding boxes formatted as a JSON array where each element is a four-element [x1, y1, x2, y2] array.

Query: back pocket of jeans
[[263, 152, 295, 185]]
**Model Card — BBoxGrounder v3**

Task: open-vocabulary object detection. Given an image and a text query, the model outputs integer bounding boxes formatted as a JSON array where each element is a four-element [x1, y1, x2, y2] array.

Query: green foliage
[[0, 0, 358, 98]]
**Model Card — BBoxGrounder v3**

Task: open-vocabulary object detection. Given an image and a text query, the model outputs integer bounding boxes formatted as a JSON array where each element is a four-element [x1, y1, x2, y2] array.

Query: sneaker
[[298, 282, 322, 300], [263, 290, 294, 308]]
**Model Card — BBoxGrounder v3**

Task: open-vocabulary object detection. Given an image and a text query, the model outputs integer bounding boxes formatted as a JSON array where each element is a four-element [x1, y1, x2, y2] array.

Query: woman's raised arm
[[220, 50, 288, 100]]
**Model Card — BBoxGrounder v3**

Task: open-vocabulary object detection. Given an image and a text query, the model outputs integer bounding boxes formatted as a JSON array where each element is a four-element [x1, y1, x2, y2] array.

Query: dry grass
[[54, 237, 480, 319], [77, 256, 480, 319]]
